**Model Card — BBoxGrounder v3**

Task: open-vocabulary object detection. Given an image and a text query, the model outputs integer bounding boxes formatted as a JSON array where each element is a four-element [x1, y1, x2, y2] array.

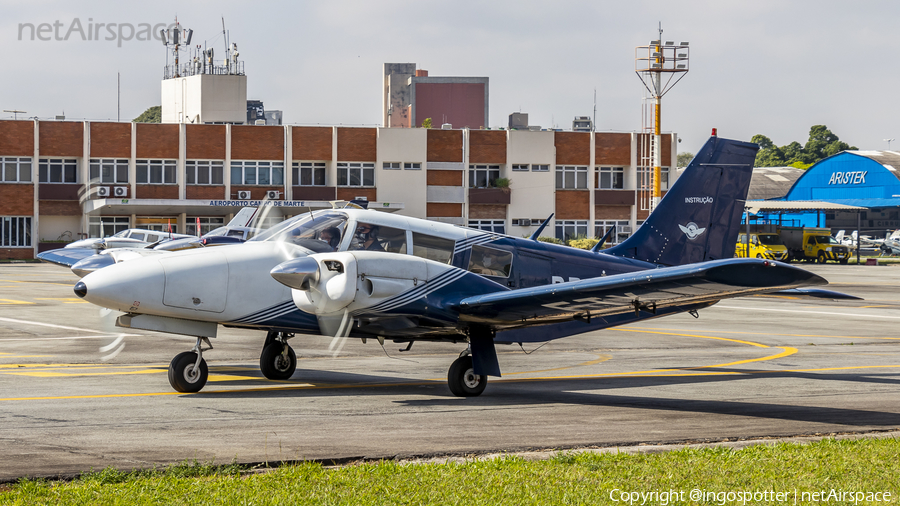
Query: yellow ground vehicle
[[735, 233, 789, 261], [779, 227, 851, 264]]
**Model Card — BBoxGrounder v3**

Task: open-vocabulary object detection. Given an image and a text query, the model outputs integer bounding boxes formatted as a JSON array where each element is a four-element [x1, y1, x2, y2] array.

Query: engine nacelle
[[275, 252, 432, 316]]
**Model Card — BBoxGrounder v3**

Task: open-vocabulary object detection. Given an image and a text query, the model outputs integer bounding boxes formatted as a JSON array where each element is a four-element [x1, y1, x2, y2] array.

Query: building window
[[1, 216, 32, 247], [532, 164, 549, 172], [186, 160, 224, 185], [231, 160, 284, 186], [136, 159, 177, 184], [555, 165, 587, 189], [638, 166, 670, 191], [89, 159, 128, 184], [88, 216, 130, 238], [383, 162, 401, 170], [598, 166, 625, 189], [39, 158, 77, 183], [468, 164, 501, 188], [404, 162, 421, 170], [594, 220, 632, 244], [1, 157, 33, 183], [555, 220, 588, 242], [468, 219, 505, 234], [337, 162, 375, 187], [511, 164, 529, 172], [186, 217, 225, 236], [292, 162, 326, 186]]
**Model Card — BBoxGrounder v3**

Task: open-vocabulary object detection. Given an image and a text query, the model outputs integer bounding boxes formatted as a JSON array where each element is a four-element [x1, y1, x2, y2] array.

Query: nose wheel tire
[[168, 351, 208, 393], [448, 355, 487, 397], [260, 342, 297, 380]]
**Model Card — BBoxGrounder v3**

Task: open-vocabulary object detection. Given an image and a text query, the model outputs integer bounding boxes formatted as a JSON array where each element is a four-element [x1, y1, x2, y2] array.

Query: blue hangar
[[748, 150, 900, 233]]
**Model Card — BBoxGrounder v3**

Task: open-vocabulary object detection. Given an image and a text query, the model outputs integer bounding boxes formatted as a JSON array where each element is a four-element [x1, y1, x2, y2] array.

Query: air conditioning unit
[[96, 186, 111, 198], [265, 190, 280, 200], [237, 191, 252, 200], [513, 218, 531, 227], [113, 186, 128, 197]]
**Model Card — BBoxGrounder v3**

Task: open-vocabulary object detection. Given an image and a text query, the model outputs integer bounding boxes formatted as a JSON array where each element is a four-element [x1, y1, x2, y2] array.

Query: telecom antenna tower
[[635, 25, 689, 211]]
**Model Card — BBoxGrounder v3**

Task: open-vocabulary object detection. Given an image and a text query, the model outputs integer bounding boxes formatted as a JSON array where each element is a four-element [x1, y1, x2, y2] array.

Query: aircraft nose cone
[[74, 281, 87, 298]]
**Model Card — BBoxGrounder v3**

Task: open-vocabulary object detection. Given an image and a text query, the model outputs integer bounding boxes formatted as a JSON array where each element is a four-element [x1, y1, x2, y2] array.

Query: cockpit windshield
[[251, 211, 349, 253]]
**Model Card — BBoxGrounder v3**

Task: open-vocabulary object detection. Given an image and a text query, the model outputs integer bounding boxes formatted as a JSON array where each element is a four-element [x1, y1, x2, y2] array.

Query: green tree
[[133, 106, 161, 123], [676, 151, 694, 168], [421, 118, 432, 129], [752, 134, 785, 167], [753, 126, 857, 168]]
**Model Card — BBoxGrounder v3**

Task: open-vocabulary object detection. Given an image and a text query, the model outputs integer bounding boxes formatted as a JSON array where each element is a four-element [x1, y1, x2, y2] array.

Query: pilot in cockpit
[[320, 227, 341, 251], [351, 223, 385, 251]]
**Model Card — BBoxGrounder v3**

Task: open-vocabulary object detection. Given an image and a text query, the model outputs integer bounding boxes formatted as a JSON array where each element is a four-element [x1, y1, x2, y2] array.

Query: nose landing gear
[[168, 337, 212, 393]]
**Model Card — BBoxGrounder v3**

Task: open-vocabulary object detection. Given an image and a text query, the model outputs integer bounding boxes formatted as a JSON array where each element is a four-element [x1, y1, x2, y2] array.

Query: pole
[[745, 209, 750, 258], [856, 212, 861, 265]]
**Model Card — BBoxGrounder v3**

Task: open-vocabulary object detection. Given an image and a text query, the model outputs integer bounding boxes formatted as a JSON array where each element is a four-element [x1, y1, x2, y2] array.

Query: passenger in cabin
[[320, 227, 341, 251], [351, 223, 384, 251]]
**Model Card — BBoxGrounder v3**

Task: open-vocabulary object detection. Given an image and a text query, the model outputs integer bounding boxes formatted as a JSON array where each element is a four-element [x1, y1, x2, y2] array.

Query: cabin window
[[349, 222, 407, 253], [468, 245, 513, 278], [412, 232, 455, 264]]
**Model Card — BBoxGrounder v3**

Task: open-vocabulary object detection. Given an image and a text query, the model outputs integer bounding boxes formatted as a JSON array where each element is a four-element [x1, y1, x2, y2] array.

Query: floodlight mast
[[635, 25, 689, 211]]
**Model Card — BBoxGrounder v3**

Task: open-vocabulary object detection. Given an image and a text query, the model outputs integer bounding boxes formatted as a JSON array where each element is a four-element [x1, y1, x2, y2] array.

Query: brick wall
[[635, 134, 672, 165], [427, 129, 463, 162], [293, 127, 332, 160], [136, 185, 179, 199], [0, 248, 34, 260], [185, 125, 226, 159], [186, 186, 225, 200], [555, 132, 590, 165], [39, 200, 81, 215], [426, 203, 462, 217], [39, 122, 83, 157], [469, 130, 506, 164], [594, 205, 631, 220], [468, 204, 506, 219], [0, 185, 34, 214], [231, 125, 284, 160], [555, 190, 590, 219], [426, 170, 462, 186], [337, 128, 376, 162], [90, 123, 131, 158], [595, 133, 631, 166], [136, 123, 179, 159], [337, 187, 377, 202], [0, 121, 34, 156]]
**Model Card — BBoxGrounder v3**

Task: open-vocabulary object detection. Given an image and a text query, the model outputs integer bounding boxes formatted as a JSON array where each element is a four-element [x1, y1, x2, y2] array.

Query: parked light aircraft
[[72, 135, 840, 396]]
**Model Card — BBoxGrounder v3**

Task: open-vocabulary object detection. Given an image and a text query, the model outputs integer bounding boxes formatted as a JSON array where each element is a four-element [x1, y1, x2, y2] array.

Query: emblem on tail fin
[[679, 222, 706, 240]]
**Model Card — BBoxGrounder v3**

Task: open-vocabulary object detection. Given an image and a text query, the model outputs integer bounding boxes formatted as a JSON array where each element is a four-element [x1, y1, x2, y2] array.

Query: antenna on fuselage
[[529, 213, 554, 241], [592, 225, 616, 252]]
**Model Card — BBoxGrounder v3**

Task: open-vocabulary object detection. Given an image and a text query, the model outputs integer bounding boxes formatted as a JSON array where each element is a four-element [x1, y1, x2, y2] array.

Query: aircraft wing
[[36, 247, 97, 268], [457, 258, 827, 326]]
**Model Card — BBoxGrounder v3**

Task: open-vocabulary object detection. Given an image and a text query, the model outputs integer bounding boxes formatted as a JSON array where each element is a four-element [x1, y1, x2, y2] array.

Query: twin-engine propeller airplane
[[72, 134, 838, 396]]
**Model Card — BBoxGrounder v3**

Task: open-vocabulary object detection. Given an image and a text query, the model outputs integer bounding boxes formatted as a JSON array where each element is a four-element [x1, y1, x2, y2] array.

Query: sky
[[2, 0, 898, 153]]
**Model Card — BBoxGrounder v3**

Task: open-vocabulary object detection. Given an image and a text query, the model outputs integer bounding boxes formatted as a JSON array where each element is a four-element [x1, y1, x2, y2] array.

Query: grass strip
[[2, 437, 898, 505]]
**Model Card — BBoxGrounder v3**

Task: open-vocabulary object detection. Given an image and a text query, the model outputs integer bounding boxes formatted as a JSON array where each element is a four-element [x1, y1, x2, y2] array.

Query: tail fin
[[606, 135, 759, 266]]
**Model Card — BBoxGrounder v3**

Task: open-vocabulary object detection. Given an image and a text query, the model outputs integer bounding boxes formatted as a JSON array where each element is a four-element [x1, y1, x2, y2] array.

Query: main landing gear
[[259, 331, 297, 381], [447, 348, 487, 397], [168, 337, 212, 393]]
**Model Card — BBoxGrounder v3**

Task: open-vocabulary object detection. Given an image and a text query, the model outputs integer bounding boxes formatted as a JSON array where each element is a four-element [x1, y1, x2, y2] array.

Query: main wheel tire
[[168, 351, 208, 393], [447, 356, 487, 397], [260, 342, 297, 380], [817, 252, 827, 264]]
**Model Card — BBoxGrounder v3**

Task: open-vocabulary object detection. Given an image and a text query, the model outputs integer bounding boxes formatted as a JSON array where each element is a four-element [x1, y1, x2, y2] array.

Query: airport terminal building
[[0, 119, 677, 260]]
